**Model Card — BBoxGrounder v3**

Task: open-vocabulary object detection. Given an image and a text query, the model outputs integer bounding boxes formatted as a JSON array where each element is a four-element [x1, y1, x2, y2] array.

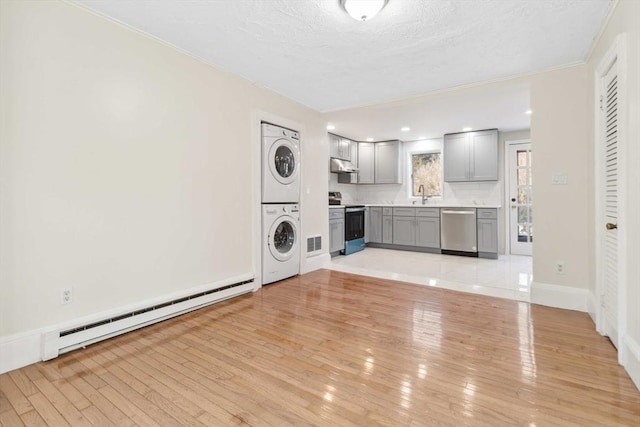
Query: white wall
[[0, 0, 326, 346]]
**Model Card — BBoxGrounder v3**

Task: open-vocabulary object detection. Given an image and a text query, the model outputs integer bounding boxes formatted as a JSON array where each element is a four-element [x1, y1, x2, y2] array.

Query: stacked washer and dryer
[[261, 123, 301, 285]]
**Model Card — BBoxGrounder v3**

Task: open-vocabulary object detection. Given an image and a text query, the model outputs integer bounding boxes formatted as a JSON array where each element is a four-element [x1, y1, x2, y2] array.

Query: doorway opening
[[505, 140, 533, 256]]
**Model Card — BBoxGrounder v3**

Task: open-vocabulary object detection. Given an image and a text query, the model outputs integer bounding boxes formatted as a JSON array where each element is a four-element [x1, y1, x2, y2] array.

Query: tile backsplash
[[329, 180, 502, 206]]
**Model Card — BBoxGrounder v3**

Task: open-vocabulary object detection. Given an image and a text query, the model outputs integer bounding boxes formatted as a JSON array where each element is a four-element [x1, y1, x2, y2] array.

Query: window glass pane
[[517, 187, 529, 204], [412, 153, 441, 197], [517, 168, 528, 186], [517, 150, 528, 167], [518, 206, 531, 223]]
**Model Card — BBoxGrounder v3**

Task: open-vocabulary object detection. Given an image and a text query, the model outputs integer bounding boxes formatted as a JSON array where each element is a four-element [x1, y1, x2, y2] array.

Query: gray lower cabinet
[[382, 208, 393, 244], [477, 208, 498, 258], [416, 217, 440, 248], [369, 207, 382, 243], [393, 216, 415, 245], [392, 207, 440, 248], [329, 209, 345, 253], [392, 207, 415, 245], [364, 207, 370, 244]]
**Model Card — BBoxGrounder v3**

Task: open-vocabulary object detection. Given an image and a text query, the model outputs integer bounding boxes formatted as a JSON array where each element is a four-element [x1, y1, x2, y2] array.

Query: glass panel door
[[509, 143, 533, 255]]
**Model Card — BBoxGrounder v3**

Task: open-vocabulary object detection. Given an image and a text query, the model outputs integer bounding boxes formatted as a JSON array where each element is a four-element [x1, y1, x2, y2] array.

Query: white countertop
[[364, 203, 502, 208], [330, 203, 501, 209]]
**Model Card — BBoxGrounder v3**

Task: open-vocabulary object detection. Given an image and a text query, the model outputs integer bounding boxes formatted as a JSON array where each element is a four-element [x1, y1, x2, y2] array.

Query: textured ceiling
[[74, 0, 613, 113]]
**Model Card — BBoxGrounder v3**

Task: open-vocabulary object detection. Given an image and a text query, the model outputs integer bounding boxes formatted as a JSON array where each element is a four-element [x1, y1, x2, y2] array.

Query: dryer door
[[268, 215, 297, 261], [268, 138, 299, 185]]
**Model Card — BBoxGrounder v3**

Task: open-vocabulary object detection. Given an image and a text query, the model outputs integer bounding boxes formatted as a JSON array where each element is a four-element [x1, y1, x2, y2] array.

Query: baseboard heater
[[41, 277, 254, 361]]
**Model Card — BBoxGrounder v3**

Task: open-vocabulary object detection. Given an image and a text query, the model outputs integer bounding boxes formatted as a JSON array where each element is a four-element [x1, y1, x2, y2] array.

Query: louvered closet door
[[602, 60, 619, 348]]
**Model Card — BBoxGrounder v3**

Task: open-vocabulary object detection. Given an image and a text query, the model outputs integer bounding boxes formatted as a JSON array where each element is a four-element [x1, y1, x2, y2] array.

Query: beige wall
[[529, 65, 590, 289], [585, 0, 640, 380], [0, 1, 326, 337]]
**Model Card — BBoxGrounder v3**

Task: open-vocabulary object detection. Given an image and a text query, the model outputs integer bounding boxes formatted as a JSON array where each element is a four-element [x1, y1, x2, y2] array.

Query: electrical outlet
[[555, 262, 565, 275], [60, 287, 73, 305]]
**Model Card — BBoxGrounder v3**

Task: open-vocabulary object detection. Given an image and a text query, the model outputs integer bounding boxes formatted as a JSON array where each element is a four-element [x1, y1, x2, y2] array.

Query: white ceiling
[[74, 0, 613, 140]]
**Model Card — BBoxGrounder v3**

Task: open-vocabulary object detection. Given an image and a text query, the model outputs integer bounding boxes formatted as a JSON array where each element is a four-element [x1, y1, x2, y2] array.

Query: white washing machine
[[262, 204, 300, 285], [262, 123, 300, 203]]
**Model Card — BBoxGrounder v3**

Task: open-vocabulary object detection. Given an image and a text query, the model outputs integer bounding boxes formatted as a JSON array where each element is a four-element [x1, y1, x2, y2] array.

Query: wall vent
[[306, 235, 322, 257], [42, 277, 254, 361]]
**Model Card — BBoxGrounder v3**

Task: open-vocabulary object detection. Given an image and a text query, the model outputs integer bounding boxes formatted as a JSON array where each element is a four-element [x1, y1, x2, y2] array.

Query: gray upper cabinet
[[443, 133, 469, 182], [375, 141, 402, 184], [444, 129, 498, 182], [329, 133, 351, 161], [355, 140, 402, 184], [357, 142, 375, 184]]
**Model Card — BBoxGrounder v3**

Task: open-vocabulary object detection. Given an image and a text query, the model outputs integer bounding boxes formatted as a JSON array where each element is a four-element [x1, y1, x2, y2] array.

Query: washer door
[[268, 138, 298, 185], [268, 216, 297, 261]]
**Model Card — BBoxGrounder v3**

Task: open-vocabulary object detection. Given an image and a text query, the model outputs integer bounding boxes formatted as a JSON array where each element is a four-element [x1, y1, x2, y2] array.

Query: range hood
[[330, 158, 358, 173]]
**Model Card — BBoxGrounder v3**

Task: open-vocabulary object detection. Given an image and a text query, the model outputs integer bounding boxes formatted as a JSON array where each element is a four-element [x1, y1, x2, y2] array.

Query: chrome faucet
[[418, 184, 428, 205]]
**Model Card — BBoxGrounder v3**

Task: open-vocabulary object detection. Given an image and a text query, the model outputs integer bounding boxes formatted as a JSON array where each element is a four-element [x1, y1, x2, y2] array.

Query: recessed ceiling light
[[327, 124, 335, 130], [401, 127, 410, 132], [366, 137, 374, 142], [525, 110, 532, 115], [418, 136, 426, 140], [462, 127, 472, 132]]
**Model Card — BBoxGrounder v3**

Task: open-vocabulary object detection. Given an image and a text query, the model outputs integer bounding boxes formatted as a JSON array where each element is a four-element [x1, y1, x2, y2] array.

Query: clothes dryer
[[262, 204, 300, 285], [262, 123, 300, 203]]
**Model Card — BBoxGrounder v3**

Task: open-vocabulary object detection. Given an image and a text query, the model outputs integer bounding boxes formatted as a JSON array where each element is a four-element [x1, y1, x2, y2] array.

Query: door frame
[[504, 138, 532, 256], [594, 33, 627, 364]]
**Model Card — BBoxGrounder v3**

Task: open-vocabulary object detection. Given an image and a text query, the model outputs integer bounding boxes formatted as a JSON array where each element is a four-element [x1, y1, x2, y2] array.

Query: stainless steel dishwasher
[[440, 208, 478, 256]]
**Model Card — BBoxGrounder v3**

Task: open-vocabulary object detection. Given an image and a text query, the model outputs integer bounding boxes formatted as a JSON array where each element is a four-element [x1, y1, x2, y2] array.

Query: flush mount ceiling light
[[327, 124, 336, 130], [341, 0, 388, 21], [400, 127, 410, 132]]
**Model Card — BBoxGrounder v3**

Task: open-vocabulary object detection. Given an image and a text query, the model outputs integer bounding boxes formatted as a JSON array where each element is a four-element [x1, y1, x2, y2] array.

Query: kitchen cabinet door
[[329, 220, 345, 253], [329, 134, 341, 159], [393, 216, 415, 246], [329, 133, 350, 161], [444, 129, 498, 182], [477, 218, 498, 255], [382, 215, 393, 244], [369, 207, 382, 243], [375, 141, 402, 184], [443, 133, 469, 182], [416, 217, 440, 248], [469, 130, 498, 181], [358, 142, 375, 184]]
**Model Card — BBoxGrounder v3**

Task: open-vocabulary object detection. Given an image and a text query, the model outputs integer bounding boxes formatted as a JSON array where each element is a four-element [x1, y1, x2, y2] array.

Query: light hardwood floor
[[1, 269, 638, 426]]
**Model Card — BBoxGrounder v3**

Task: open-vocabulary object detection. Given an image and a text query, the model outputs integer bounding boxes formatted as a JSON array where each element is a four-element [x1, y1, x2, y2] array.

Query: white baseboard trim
[[530, 281, 589, 312], [623, 335, 640, 391], [0, 273, 253, 375], [0, 330, 44, 375], [302, 253, 331, 274], [586, 290, 598, 324]]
